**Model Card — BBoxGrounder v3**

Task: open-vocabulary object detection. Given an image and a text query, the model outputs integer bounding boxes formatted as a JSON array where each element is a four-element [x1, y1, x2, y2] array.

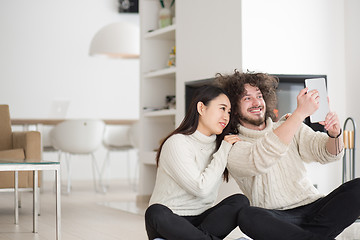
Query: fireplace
[[185, 74, 327, 132]]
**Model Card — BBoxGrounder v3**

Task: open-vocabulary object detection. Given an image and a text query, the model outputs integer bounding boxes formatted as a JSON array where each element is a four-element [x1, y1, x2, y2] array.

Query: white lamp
[[89, 22, 140, 59]]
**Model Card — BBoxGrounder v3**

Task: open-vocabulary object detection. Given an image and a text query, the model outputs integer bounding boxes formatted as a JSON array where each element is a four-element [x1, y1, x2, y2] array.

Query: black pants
[[145, 194, 249, 240], [238, 178, 360, 240]]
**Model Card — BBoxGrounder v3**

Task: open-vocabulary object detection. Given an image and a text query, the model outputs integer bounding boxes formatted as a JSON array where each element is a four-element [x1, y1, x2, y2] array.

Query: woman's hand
[[224, 134, 241, 145]]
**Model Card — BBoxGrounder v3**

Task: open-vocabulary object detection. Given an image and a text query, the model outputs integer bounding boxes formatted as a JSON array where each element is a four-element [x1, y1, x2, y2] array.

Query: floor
[[0, 180, 359, 240], [0, 180, 147, 240]]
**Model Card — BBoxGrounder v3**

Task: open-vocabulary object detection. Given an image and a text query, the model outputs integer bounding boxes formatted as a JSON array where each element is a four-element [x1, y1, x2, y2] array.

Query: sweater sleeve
[[160, 136, 232, 198], [227, 131, 289, 177], [297, 123, 344, 164]]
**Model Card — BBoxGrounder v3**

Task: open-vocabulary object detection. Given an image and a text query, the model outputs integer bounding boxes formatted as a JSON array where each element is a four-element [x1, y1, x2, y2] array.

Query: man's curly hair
[[215, 70, 279, 134]]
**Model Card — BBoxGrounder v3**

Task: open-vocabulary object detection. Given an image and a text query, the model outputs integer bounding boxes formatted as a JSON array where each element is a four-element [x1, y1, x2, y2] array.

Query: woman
[[145, 85, 248, 240]]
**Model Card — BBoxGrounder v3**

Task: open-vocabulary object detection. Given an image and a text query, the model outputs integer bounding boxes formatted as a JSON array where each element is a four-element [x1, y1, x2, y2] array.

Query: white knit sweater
[[227, 116, 343, 210], [149, 130, 232, 216]]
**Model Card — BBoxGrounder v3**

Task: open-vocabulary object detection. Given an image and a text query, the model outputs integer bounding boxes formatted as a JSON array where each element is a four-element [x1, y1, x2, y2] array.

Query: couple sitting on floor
[[145, 70, 360, 240]]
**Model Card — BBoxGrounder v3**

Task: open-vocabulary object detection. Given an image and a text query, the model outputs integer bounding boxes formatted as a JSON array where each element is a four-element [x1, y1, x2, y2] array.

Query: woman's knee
[[145, 204, 172, 224], [145, 204, 170, 240]]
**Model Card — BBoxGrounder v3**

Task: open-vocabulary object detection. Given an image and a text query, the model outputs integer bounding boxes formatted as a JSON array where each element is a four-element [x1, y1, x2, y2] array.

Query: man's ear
[[197, 101, 205, 116]]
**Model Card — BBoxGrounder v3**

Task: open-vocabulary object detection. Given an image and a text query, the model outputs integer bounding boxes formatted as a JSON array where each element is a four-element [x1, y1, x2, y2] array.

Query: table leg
[[14, 171, 18, 224], [33, 170, 38, 233], [56, 168, 61, 240]]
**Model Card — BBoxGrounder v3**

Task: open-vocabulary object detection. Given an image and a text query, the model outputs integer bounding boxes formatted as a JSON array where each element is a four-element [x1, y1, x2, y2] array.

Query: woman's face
[[197, 94, 231, 136]]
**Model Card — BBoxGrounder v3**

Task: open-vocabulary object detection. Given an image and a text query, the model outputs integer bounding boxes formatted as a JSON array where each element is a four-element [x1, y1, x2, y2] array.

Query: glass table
[[0, 160, 61, 240]]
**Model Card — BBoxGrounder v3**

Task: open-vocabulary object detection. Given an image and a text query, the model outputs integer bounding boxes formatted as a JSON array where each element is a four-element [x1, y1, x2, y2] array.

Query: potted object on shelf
[[165, 95, 176, 109], [159, 0, 175, 28], [167, 46, 176, 67]]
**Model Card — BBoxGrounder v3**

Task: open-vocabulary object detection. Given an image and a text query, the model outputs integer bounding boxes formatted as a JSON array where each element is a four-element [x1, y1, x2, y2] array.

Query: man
[[216, 71, 360, 240]]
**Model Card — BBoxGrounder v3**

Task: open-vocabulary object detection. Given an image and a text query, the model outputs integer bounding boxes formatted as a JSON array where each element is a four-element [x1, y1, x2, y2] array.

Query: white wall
[[0, 0, 140, 182], [176, 0, 357, 195], [176, 0, 242, 124], [345, 0, 360, 178], [2, 0, 359, 189], [241, 0, 346, 194], [0, 0, 139, 119]]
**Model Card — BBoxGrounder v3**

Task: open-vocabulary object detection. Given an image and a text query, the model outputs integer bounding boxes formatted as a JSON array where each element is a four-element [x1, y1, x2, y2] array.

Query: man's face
[[238, 84, 266, 130]]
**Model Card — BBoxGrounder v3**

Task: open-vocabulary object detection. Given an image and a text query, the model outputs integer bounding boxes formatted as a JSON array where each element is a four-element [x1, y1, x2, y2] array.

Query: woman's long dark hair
[[155, 85, 231, 181]]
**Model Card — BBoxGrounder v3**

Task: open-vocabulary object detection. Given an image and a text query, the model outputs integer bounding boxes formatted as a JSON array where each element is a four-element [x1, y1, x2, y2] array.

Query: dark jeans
[[145, 194, 249, 240], [238, 178, 360, 240]]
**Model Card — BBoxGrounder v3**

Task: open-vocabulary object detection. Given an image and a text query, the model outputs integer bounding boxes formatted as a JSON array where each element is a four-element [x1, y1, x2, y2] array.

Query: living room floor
[[0, 180, 359, 240]]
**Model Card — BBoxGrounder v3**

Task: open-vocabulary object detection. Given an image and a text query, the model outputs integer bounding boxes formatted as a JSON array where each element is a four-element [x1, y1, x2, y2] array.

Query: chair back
[[0, 105, 13, 150], [103, 125, 132, 148], [50, 119, 105, 154], [41, 125, 53, 147], [128, 122, 140, 148]]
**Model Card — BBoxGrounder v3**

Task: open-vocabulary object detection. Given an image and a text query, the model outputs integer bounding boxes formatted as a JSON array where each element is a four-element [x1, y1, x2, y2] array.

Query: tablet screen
[[304, 78, 329, 123]]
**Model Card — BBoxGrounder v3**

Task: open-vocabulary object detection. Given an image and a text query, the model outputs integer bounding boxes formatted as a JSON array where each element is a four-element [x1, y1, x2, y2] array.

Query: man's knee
[[237, 206, 260, 231], [344, 178, 360, 193], [226, 194, 250, 209], [348, 177, 360, 188], [348, 178, 360, 201]]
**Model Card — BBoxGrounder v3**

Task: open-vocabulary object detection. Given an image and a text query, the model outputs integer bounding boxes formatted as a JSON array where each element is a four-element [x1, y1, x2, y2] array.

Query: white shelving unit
[[144, 66, 176, 79], [137, 0, 344, 205], [138, 0, 243, 203], [143, 108, 176, 117], [144, 24, 176, 40], [138, 0, 177, 201]]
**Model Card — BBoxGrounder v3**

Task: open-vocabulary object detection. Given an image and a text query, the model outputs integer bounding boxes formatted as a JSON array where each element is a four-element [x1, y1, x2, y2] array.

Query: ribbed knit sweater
[[149, 130, 232, 216], [227, 116, 343, 210]]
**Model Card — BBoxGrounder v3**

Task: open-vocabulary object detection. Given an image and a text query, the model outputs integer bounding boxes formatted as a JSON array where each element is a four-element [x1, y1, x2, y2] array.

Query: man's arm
[[227, 131, 289, 177], [320, 111, 344, 155], [228, 88, 321, 177], [273, 88, 320, 145], [275, 88, 343, 155]]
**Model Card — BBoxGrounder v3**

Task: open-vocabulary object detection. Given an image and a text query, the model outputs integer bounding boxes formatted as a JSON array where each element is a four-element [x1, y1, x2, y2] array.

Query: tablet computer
[[304, 78, 329, 123]]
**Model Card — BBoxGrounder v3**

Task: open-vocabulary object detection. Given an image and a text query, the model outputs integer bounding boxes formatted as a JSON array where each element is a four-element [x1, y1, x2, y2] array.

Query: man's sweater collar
[[238, 117, 274, 139]]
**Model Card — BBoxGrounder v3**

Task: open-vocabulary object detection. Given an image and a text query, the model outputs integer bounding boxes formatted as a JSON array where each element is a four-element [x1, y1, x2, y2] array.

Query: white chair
[[100, 123, 138, 192], [41, 125, 59, 154], [50, 119, 105, 194]]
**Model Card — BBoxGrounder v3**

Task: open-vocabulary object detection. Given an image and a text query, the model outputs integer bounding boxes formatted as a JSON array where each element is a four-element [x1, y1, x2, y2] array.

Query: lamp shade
[[89, 22, 140, 58]]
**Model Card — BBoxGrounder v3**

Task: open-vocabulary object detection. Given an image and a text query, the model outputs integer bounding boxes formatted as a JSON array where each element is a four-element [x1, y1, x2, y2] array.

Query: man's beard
[[239, 112, 266, 126]]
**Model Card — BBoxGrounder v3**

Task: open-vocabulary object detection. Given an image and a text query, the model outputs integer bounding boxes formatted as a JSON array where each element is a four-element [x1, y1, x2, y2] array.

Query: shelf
[[143, 109, 176, 117], [139, 1, 177, 197], [145, 24, 176, 40], [145, 67, 176, 79]]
